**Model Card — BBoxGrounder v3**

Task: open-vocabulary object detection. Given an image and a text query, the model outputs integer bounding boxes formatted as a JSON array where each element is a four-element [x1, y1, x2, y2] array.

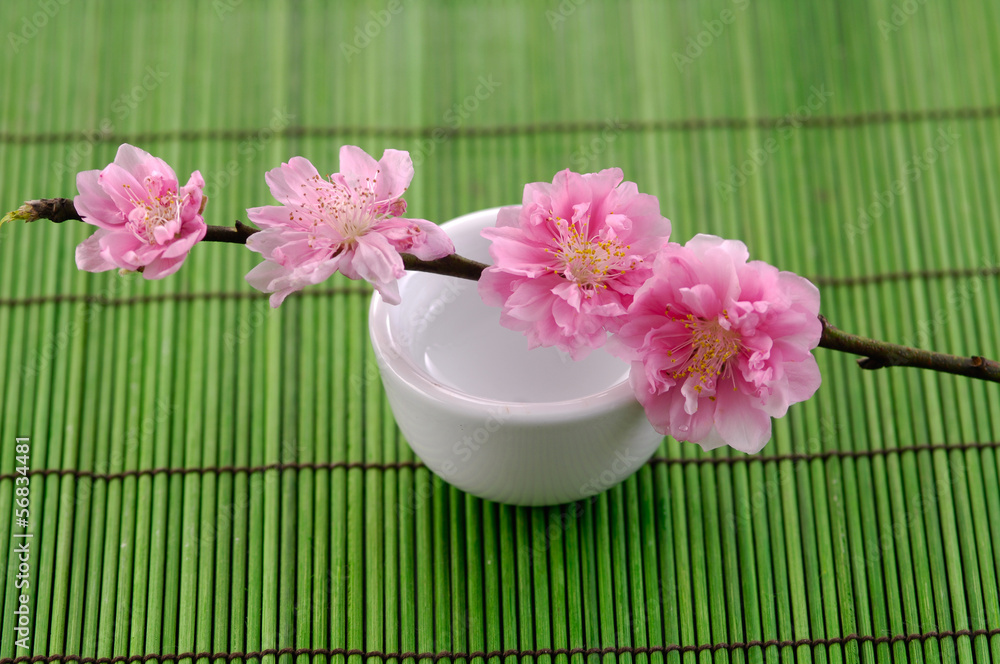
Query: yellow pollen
[[670, 314, 742, 387], [122, 184, 184, 244], [551, 216, 637, 289]]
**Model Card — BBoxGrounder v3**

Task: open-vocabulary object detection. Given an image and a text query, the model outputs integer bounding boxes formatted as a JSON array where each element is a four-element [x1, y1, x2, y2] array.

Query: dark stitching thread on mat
[[2, 266, 997, 309], [809, 265, 1000, 288], [0, 286, 368, 308], [2, 441, 995, 484], [646, 440, 1000, 467], [0, 460, 425, 482], [1, 626, 998, 663], [2, 104, 1000, 145]]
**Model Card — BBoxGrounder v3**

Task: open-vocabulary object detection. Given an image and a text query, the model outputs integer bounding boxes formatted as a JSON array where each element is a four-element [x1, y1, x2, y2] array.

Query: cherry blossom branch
[[11, 197, 79, 224], [10, 197, 1000, 383], [818, 316, 1000, 382], [203, 220, 259, 244], [401, 253, 489, 279], [8, 197, 490, 273]]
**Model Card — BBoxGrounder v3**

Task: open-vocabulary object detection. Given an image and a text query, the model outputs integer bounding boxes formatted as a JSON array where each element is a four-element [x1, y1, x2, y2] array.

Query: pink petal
[[245, 228, 326, 263], [550, 294, 584, 334], [337, 146, 381, 192], [373, 149, 414, 201], [495, 205, 522, 228], [142, 254, 187, 279], [678, 283, 724, 319], [373, 278, 400, 305], [761, 357, 822, 419], [287, 155, 322, 180], [75, 231, 116, 272], [482, 226, 554, 277], [347, 233, 406, 303], [97, 162, 148, 214], [578, 168, 624, 220], [503, 275, 561, 323], [113, 143, 177, 185], [180, 171, 206, 219], [550, 281, 584, 312], [665, 388, 717, 442], [161, 222, 206, 259], [691, 427, 729, 453], [245, 252, 344, 306], [477, 267, 520, 308], [75, 170, 126, 229], [247, 204, 321, 232], [687, 234, 749, 264], [97, 231, 145, 270], [713, 388, 773, 453], [245, 258, 309, 308], [245, 259, 292, 292], [151, 224, 175, 245], [549, 168, 618, 222], [374, 217, 455, 260], [264, 157, 322, 206]]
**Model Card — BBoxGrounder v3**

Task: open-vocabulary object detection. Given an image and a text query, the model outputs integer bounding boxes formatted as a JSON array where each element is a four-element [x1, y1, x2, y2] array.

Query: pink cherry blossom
[[614, 235, 822, 453], [245, 146, 454, 307], [74, 144, 207, 279], [479, 168, 671, 359]]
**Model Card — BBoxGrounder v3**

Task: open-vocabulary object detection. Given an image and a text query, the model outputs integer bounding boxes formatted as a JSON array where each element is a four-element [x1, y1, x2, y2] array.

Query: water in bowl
[[409, 279, 631, 403]]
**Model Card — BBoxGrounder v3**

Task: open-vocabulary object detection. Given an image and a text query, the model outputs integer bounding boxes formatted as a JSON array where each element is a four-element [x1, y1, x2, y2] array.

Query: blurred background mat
[[1, 1, 999, 662]]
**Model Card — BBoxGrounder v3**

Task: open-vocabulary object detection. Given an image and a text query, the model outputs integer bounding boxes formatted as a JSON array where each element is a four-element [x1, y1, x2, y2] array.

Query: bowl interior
[[381, 208, 631, 404]]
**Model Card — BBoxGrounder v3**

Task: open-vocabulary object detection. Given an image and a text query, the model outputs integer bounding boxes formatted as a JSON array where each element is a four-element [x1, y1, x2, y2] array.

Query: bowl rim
[[367, 207, 639, 417]]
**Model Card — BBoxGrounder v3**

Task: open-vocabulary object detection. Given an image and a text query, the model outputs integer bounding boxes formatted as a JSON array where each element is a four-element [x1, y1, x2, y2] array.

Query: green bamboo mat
[[1, 1, 999, 662]]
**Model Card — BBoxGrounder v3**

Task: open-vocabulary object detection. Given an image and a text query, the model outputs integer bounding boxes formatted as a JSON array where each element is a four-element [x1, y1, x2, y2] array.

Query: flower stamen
[[123, 182, 185, 245], [297, 170, 403, 248], [551, 216, 637, 289], [670, 314, 742, 388]]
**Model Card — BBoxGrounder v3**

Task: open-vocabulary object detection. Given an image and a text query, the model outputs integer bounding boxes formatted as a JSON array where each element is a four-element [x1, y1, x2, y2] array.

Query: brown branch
[[16, 197, 490, 277], [401, 252, 488, 280], [204, 220, 258, 244], [13, 198, 1000, 384], [818, 315, 1000, 383], [15, 196, 259, 244], [6, 197, 80, 224]]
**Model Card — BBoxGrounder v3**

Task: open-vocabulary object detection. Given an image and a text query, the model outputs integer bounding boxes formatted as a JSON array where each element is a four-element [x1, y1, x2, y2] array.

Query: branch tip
[[235, 220, 258, 236]]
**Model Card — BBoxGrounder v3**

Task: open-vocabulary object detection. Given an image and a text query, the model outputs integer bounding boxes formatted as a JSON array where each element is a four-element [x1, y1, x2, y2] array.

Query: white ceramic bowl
[[368, 208, 663, 505]]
